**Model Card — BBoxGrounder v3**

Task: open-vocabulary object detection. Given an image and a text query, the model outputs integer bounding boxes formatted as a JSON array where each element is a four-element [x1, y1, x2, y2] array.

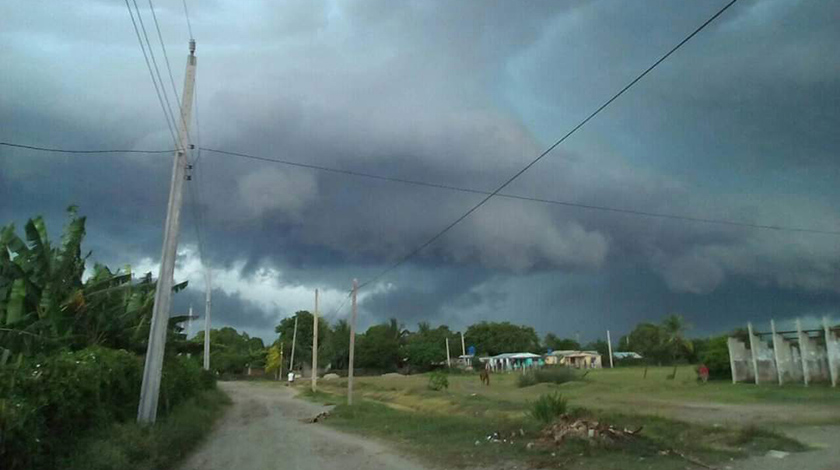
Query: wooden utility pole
[[460, 332, 466, 357], [347, 279, 358, 405], [203, 270, 211, 371], [312, 289, 319, 392], [138, 40, 197, 424], [446, 337, 451, 367], [289, 314, 299, 374], [606, 330, 614, 368]]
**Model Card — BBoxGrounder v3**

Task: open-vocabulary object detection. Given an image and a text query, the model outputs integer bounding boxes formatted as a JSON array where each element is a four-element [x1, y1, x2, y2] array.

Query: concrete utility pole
[[606, 330, 614, 368], [138, 40, 197, 424], [289, 314, 299, 374], [460, 332, 466, 357], [797, 319, 810, 387], [278, 341, 284, 380], [203, 270, 211, 371], [446, 337, 451, 367], [347, 279, 358, 405], [312, 289, 319, 392]]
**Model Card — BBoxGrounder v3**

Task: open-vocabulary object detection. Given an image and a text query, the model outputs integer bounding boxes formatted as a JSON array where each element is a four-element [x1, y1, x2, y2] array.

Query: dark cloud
[[2, 0, 839, 344]]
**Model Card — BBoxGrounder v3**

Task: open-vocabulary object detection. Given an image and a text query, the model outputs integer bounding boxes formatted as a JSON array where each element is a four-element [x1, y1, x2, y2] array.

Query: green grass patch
[[518, 367, 580, 388], [528, 392, 568, 423], [63, 388, 231, 470], [299, 387, 806, 470]]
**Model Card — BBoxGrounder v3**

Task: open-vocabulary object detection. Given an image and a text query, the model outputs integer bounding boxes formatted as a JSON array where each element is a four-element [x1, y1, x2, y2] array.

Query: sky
[[2, 0, 839, 345]]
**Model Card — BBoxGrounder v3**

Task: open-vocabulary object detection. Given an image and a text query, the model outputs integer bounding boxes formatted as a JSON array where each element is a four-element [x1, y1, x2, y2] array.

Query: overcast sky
[[2, 0, 839, 344]]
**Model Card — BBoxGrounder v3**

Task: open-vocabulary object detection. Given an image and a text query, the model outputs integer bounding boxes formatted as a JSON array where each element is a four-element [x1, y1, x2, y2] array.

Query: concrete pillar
[[823, 317, 838, 387], [797, 319, 810, 387], [747, 322, 760, 385], [771, 320, 783, 386]]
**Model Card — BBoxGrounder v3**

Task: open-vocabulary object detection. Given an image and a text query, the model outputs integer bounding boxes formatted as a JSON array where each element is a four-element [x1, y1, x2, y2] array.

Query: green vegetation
[[528, 392, 568, 423], [427, 370, 449, 390], [192, 327, 265, 377], [300, 379, 808, 470], [465, 321, 540, 356], [0, 209, 220, 470], [65, 388, 230, 470], [518, 366, 579, 387]]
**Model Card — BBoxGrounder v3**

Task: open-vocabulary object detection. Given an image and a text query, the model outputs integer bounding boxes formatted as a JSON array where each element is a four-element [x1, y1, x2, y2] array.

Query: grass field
[[280, 366, 840, 469]]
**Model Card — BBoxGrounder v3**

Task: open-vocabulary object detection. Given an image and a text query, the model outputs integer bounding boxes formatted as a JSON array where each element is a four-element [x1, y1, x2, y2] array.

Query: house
[[482, 352, 543, 371], [544, 350, 602, 369]]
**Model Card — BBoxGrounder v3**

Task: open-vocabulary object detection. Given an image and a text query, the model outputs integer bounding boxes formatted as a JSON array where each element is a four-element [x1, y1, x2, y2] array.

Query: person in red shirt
[[698, 364, 710, 383]]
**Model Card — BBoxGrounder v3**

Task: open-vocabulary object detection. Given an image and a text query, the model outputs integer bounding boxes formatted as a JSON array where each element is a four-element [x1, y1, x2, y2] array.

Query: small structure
[[544, 350, 602, 369], [455, 354, 475, 369], [484, 352, 543, 372], [613, 352, 643, 360], [728, 318, 838, 387]]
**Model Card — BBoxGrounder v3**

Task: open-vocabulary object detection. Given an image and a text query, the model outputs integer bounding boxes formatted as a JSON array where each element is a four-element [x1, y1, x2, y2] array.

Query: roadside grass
[[63, 388, 231, 470], [311, 366, 840, 425], [301, 388, 806, 470]]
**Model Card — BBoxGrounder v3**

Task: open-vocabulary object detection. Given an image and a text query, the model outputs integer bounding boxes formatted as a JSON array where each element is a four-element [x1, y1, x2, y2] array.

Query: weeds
[[428, 371, 449, 391], [529, 392, 568, 424]]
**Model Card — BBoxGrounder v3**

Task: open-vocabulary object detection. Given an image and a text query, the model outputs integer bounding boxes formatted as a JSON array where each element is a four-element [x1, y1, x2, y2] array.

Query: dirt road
[[180, 381, 430, 470]]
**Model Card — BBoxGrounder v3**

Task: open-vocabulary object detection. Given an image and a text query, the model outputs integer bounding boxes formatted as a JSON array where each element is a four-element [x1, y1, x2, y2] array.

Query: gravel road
[[179, 381, 430, 470]]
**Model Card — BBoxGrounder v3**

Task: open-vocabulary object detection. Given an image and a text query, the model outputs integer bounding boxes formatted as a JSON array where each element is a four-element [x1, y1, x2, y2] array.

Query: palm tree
[[661, 314, 693, 379]]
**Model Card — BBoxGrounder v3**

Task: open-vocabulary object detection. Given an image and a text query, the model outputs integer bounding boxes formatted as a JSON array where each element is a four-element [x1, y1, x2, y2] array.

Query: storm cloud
[[2, 0, 839, 342]]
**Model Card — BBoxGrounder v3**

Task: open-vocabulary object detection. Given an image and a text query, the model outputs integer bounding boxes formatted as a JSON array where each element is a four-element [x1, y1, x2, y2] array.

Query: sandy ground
[[179, 381, 430, 470]]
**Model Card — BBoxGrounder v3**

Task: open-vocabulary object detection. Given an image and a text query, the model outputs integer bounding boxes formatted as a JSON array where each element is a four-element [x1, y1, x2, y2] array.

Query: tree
[[465, 321, 540, 356], [621, 322, 669, 364], [275, 311, 330, 371], [583, 339, 609, 358], [403, 323, 457, 371], [321, 319, 349, 370], [193, 327, 265, 375], [265, 342, 283, 379], [543, 333, 581, 351], [661, 314, 694, 378], [356, 320, 404, 371], [0, 207, 189, 356]]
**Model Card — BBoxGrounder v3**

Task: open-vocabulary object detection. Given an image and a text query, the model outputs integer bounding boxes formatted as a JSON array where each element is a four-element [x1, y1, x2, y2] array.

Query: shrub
[[428, 371, 449, 391], [0, 348, 214, 470], [699, 336, 731, 380], [529, 392, 568, 424], [517, 371, 539, 388], [518, 367, 578, 388]]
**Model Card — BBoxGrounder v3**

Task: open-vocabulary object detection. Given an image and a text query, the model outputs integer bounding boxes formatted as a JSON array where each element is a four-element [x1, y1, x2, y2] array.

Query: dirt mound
[[538, 415, 642, 446], [322, 373, 340, 380], [381, 373, 406, 378]]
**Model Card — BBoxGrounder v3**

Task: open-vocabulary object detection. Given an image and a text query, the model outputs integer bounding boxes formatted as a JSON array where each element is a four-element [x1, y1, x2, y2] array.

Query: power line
[[0, 142, 174, 154], [198, 147, 840, 237], [130, 0, 181, 148], [181, 0, 194, 39], [123, 0, 178, 147], [5, 140, 839, 237], [147, 0, 190, 139], [354, 0, 741, 290]]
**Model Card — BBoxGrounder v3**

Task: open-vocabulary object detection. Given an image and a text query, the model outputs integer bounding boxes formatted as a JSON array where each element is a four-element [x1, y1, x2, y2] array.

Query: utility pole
[[203, 270, 211, 370], [138, 40, 197, 424], [347, 279, 358, 405], [446, 337, 451, 367], [289, 314, 299, 375], [278, 341, 284, 380], [606, 330, 614, 368], [312, 289, 319, 393], [461, 332, 466, 357]]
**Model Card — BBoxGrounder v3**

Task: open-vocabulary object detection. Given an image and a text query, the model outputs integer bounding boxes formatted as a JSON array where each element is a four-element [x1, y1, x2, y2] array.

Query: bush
[[699, 336, 731, 380], [518, 367, 578, 388], [0, 348, 215, 470], [428, 371, 449, 391], [529, 392, 568, 424]]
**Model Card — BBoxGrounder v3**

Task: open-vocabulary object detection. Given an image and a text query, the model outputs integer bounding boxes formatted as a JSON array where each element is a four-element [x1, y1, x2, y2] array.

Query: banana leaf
[[6, 279, 25, 325]]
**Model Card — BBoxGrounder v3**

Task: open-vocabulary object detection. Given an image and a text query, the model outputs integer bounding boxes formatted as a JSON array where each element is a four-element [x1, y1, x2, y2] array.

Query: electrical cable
[[354, 0, 741, 290]]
